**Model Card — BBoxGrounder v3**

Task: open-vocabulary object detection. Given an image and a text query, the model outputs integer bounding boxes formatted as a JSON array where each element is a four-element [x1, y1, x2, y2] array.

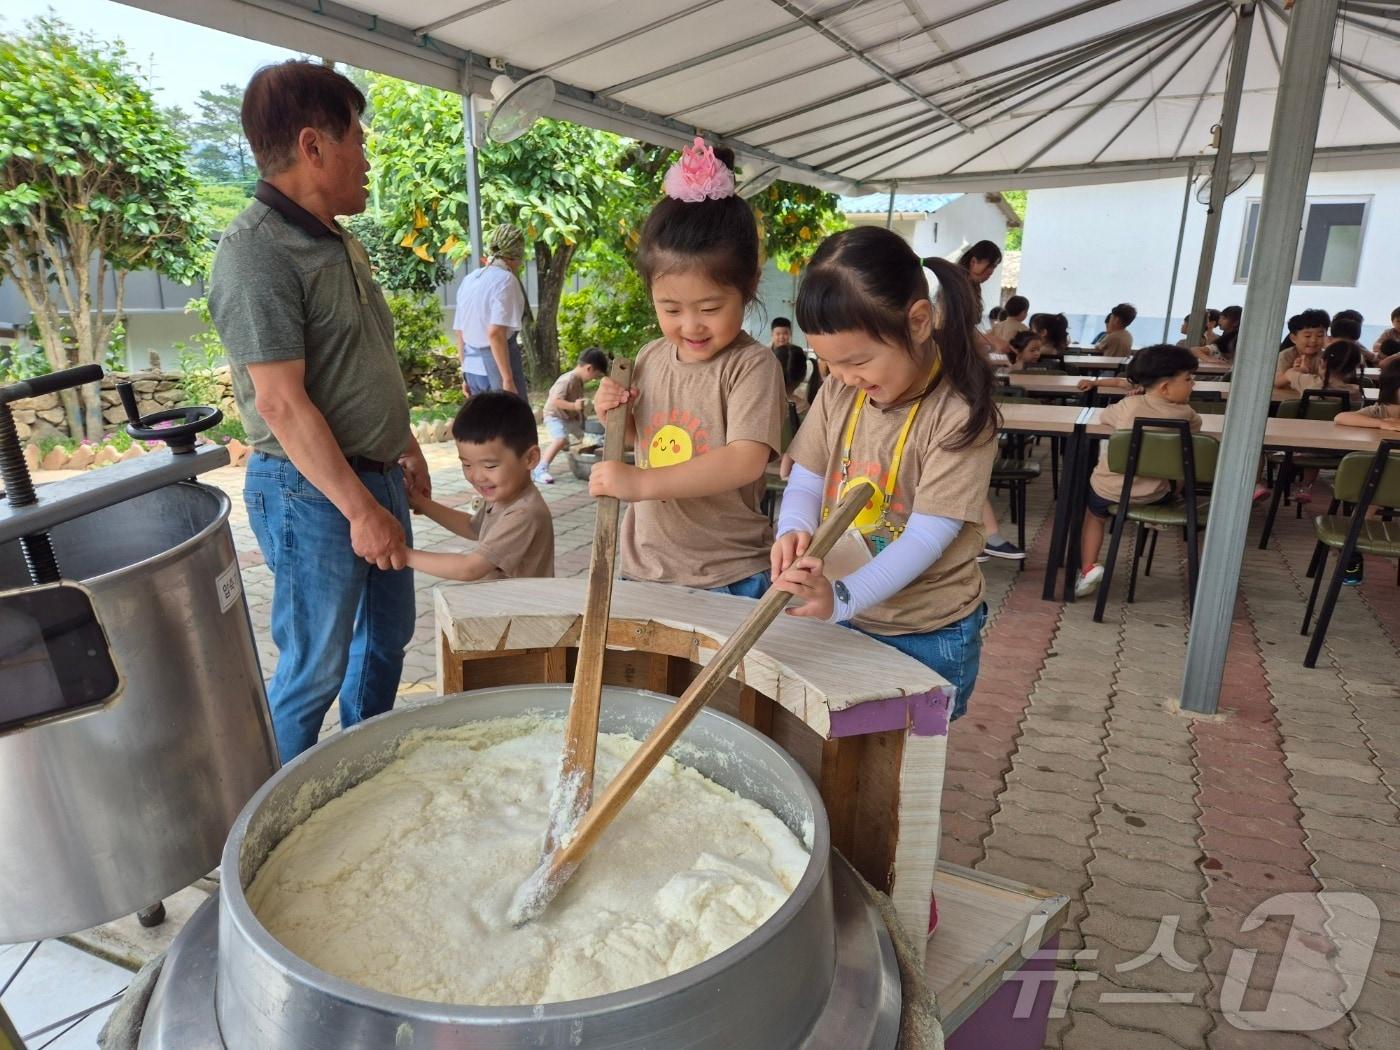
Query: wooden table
[[1007, 373, 1375, 403], [434, 578, 1069, 1041], [1063, 354, 1128, 372]]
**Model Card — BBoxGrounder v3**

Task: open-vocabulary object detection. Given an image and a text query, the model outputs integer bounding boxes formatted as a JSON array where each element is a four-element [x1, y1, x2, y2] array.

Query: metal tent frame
[[110, 0, 1367, 713]]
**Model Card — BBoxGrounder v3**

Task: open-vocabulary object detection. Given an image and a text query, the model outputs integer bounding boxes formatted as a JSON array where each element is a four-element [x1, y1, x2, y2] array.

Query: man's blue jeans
[[244, 453, 415, 763]]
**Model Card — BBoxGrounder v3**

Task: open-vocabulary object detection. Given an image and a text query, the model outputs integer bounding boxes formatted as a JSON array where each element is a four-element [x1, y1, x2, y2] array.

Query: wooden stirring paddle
[[543, 357, 633, 856], [511, 480, 876, 926]]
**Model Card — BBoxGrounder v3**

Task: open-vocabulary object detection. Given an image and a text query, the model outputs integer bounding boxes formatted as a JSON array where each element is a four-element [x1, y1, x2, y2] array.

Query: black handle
[[116, 380, 222, 455], [0, 364, 105, 405]]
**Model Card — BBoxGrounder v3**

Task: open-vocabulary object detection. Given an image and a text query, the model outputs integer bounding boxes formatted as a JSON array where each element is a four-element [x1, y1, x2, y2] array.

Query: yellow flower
[[413, 244, 432, 261], [788, 261, 801, 275], [440, 235, 459, 254], [785, 213, 798, 225], [399, 232, 417, 248], [799, 226, 811, 241], [413, 207, 429, 230]]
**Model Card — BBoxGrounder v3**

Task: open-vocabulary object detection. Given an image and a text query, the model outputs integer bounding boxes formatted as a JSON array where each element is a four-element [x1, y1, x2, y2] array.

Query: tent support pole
[[1186, 2, 1254, 347], [1180, 0, 1339, 716], [1163, 159, 1197, 343], [885, 183, 896, 229], [460, 59, 484, 273]]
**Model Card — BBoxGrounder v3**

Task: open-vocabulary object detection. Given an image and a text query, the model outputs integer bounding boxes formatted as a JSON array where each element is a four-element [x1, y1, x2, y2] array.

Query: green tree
[[1001, 190, 1026, 251], [190, 83, 254, 185], [750, 180, 846, 275], [0, 17, 211, 439], [365, 74, 636, 380]]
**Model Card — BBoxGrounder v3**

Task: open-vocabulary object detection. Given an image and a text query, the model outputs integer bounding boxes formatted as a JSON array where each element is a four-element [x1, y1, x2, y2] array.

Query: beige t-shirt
[[1090, 394, 1202, 503], [473, 486, 555, 579], [788, 375, 996, 636], [1096, 329, 1133, 358], [620, 333, 784, 589], [990, 318, 1027, 344], [1288, 372, 1365, 408], [1275, 347, 1302, 385], [544, 371, 585, 422], [1353, 402, 1400, 420]]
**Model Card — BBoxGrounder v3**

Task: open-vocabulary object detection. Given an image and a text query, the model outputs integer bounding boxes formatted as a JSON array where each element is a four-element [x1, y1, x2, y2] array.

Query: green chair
[[1093, 418, 1220, 623], [1259, 390, 1355, 549], [1300, 441, 1400, 667], [992, 388, 1042, 566]]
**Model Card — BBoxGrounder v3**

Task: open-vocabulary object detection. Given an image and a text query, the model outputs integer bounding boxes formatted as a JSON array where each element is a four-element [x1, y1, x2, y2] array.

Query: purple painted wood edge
[[946, 933, 1059, 1050], [827, 689, 951, 739]]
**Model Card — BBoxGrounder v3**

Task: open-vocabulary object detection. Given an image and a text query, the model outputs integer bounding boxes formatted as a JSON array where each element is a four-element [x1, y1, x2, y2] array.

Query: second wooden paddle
[[511, 480, 876, 925], [543, 357, 633, 855]]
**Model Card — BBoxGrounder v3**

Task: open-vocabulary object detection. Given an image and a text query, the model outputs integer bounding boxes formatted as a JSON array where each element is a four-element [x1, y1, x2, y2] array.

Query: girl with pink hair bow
[[588, 137, 787, 599]]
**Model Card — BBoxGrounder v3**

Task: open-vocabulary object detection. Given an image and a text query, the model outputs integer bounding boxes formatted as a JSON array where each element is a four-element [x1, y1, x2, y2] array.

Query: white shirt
[[453, 261, 525, 374]]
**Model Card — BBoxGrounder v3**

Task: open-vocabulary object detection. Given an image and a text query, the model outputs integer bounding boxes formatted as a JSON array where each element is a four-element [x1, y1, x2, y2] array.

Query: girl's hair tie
[[663, 136, 735, 203]]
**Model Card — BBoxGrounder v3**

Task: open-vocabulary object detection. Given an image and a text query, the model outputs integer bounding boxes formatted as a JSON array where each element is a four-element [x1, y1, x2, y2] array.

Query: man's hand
[[399, 445, 432, 503], [351, 504, 408, 570], [774, 556, 834, 620], [770, 530, 811, 580], [594, 376, 637, 419], [589, 460, 647, 501], [501, 374, 519, 394]]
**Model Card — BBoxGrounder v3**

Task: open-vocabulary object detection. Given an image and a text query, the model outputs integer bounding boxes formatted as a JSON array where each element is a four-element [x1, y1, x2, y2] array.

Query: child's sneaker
[[1343, 556, 1364, 586], [531, 466, 554, 485], [1075, 563, 1104, 598], [1253, 483, 1271, 502], [982, 539, 1026, 561]]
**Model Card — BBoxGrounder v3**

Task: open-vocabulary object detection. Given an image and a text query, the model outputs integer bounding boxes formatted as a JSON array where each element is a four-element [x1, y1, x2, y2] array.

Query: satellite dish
[[737, 164, 781, 199], [1195, 155, 1256, 205], [482, 72, 555, 144]]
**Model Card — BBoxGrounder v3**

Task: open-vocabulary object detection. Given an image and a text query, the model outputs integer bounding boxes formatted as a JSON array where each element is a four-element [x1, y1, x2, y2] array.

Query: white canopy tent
[[116, 0, 1360, 714]]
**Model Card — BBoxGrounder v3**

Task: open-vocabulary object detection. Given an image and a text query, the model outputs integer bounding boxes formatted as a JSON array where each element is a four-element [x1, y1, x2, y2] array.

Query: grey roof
[[838, 192, 961, 215]]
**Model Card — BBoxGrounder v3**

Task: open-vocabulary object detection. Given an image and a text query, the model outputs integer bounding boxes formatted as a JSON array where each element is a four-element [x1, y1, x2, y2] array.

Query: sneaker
[[531, 466, 554, 485], [1253, 484, 1271, 502], [982, 539, 1026, 561], [1075, 563, 1104, 598], [1343, 557, 1364, 586], [1293, 485, 1313, 506]]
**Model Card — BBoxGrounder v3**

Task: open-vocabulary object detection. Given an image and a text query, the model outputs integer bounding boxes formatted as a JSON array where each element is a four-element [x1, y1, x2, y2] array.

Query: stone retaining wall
[[8, 369, 238, 442]]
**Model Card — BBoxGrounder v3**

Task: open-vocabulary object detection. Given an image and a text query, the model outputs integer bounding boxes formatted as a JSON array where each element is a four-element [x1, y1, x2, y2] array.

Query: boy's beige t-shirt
[[990, 318, 1027, 344], [1090, 393, 1202, 503], [788, 375, 997, 636], [1096, 329, 1133, 358], [544, 371, 585, 422], [1275, 346, 1301, 384], [620, 332, 784, 589], [472, 485, 555, 579]]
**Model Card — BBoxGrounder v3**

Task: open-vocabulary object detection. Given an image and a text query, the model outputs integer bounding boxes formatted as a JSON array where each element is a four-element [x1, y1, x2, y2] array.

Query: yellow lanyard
[[825, 359, 942, 537]]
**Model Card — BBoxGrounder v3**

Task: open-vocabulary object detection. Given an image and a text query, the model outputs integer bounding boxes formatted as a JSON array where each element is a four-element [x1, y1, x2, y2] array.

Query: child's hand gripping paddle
[[510, 481, 876, 926], [543, 357, 633, 856]]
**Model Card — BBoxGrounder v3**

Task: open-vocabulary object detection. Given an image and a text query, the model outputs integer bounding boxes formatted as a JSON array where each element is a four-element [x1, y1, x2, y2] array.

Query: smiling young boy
[[1275, 308, 1329, 392], [406, 392, 554, 582]]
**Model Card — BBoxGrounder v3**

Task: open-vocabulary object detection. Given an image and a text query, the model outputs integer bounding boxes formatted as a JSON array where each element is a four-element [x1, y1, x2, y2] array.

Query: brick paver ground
[[45, 433, 1400, 1048]]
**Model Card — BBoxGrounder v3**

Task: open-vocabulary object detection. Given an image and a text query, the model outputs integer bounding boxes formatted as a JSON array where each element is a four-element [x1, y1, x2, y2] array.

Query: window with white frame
[[1235, 196, 1370, 285]]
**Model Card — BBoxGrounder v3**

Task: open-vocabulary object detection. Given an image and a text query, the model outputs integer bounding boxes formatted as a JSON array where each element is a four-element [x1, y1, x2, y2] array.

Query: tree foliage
[[1001, 189, 1026, 251], [188, 84, 255, 185], [0, 17, 211, 438], [750, 179, 846, 274]]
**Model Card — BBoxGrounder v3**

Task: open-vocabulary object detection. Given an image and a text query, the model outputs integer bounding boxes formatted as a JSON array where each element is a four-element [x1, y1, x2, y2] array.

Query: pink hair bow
[[663, 136, 735, 203]]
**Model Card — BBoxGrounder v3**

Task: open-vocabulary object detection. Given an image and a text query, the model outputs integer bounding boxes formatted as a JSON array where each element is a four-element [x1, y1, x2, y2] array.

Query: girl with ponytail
[[771, 225, 999, 721]]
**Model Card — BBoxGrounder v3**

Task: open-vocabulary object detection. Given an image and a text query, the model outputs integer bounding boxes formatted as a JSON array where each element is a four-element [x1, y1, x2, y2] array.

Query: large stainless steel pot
[[217, 686, 849, 1050], [0, 481, 278, 942]]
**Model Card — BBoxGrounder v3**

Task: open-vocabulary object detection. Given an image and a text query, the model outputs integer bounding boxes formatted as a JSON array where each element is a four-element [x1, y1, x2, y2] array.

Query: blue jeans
[[244, 453, 416, 763], [464, 336, 528, 400], [710, 570, 771, 599], [852, 603, 988, 721]]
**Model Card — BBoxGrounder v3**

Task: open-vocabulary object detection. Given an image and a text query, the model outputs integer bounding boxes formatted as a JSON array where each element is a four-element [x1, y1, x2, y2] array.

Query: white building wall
[[1019, 170, 1400, 347]]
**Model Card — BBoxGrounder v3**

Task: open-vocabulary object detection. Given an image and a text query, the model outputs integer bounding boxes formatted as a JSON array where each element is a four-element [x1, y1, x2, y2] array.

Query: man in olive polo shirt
[[210, 61, 431, 762]]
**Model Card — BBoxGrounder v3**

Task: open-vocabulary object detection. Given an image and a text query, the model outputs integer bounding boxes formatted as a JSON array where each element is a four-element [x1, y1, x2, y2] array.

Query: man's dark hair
[[1126, 344, 1198, 388], [1293, 307, 1331, 332], [1005, 295, 1029, 317], [451, 391, 539, 455], [1108, 302, 1137, 327], [771, 317, 792, 331], [1330, 315, 1362, 341], [241, 60, 366, 176], [578, 347, 610, 372]]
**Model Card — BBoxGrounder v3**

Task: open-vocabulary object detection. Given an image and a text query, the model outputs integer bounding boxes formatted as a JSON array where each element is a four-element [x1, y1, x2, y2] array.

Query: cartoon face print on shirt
[[644, 408, 711, 469], [825, 456, 909, 551]]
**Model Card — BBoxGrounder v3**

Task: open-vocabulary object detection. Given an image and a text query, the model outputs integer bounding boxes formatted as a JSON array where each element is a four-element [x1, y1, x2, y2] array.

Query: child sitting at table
[[1032, 312, 1070, 359], [406, 392, 555, 582], [1379, 337, 1400, 362], [775, 343, 812, 417], [1372, 307, 1400, 361], [1178, 309, 1220, 348], [1005, 331, 1042, 371], [1094, 303, 1136, 358], [991, 295, 1030, 345], [1287, 340, 1369, 506], [1275, 308, 1329, 390], [1075, 345, 1201, 598], [1336, 356, 1400, 430]]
